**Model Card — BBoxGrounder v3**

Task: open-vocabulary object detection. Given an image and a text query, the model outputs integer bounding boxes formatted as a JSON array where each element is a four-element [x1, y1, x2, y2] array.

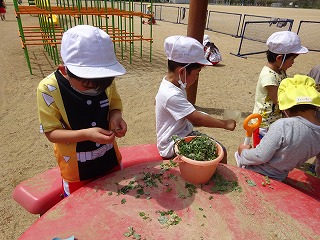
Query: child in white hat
[[155, 35, 236, 161], [37, 25, 127, 196], [252, 31, 308, 147], [237, 75, 320, 181]]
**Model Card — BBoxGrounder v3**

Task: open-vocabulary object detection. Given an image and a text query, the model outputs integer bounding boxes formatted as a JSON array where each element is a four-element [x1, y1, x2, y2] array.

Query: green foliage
[[118, 180, 141, 195], [173, 135, 218, 161], [156, 210, 182, 227], [211, 173, 242, 193], [160, 160, 178, 170], [139, 212, 151, 221], [246, 179, 257, 187], [123, 226, 141, 239]]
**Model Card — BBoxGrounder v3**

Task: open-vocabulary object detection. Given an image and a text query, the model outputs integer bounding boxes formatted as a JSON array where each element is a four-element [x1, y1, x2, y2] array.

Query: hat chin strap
[[279, 54, 286, 70], [282, 110, 290, 118]]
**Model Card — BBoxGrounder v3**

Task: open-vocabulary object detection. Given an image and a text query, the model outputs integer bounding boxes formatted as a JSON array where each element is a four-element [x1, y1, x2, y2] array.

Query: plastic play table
[[19, 161, 319, 240]]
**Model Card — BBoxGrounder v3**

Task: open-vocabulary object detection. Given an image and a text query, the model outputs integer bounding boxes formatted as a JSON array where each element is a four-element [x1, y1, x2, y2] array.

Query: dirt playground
[[0, 2, 319, 239]]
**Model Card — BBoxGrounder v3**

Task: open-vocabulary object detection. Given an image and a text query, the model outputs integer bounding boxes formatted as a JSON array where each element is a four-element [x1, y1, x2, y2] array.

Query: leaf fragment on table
[[156, 210, 182, 227], [123, 226, 141, 239], [246, 179, 256, 187]]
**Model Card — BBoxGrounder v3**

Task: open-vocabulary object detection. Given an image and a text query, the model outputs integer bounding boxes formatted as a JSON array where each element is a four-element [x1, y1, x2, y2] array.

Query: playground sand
[[1, 2, 319, 239]]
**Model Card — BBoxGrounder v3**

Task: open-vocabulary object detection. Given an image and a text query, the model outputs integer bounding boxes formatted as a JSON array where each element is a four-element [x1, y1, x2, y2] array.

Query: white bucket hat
[[61, 25, 126, 79], [164, 35, 212, 66], [266, 31, 308, 54]]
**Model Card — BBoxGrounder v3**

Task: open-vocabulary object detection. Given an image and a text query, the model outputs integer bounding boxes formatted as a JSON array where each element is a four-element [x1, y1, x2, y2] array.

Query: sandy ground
[[0, 2, 319, 239]]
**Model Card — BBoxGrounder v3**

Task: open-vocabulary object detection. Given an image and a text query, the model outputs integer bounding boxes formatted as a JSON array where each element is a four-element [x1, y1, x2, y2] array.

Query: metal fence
[[206, 10, 242, 36], [231, 19, 294, 58], [131, 4, 318, 57], [297, 21, 320, 52]]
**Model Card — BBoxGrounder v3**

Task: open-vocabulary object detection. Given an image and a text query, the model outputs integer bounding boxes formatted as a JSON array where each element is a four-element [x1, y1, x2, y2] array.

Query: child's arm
[[237, 120, 282, 166], [186, 111, 236, 131], [265, 85, 279, 104], [45, 128, 115, 144]]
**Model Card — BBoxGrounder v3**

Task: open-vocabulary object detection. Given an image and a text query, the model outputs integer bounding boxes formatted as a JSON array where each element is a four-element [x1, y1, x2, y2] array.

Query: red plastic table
[[20, 161, 320, 240]]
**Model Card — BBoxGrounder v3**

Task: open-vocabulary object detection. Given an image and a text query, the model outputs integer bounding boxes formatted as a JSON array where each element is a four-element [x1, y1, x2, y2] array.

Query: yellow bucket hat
[[278, 75, 320, 110]]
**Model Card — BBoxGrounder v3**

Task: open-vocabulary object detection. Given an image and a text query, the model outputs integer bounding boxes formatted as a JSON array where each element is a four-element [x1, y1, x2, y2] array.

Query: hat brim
[[66, 62, 126, 79], [196, 57, 213, 66], [292, 46, 308, 54]]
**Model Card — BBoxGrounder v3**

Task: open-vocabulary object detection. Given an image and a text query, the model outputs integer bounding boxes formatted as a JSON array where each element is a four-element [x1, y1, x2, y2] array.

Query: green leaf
[[246, 179, 256, 187]]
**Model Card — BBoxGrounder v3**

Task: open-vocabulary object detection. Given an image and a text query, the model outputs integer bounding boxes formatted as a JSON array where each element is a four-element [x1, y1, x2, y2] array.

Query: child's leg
[[62, 179, 92, 197], [62, 164, 122, 196]]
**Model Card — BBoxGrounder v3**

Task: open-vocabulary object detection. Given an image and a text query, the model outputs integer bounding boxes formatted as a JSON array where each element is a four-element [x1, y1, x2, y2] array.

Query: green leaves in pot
[[173, 135, 218, 161]]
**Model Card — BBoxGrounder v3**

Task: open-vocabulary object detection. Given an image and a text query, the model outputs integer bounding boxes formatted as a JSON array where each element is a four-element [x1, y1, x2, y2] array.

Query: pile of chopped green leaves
[[210, 172, 242, 193], [156, 210, 182, 227], [173, 135, 218, 161]]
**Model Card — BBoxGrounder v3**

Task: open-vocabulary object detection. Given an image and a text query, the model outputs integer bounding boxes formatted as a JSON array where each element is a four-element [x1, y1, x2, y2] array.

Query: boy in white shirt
[[155, 36, 236, 162]]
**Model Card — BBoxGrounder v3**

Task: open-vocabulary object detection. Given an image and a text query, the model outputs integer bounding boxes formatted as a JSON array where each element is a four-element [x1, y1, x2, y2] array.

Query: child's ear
[[58, 64, 67, 75], [276, 54, 283, 62], [178, 67, 186, 75]]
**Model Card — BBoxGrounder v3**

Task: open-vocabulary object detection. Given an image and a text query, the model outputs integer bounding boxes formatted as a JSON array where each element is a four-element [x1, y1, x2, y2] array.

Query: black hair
[[167, 60, 203, 75], [66, 68, 115, 92], [266, 50, 297, 63], [288, 104, 317, 114]]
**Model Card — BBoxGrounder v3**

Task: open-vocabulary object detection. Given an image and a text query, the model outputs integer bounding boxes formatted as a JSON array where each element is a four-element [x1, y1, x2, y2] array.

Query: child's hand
[[109, 110, 127, 138], [86, 127, 115, 144], [237, 143, 251, 155], [111, 120, 127, 138], [224, 119, 236, 131]]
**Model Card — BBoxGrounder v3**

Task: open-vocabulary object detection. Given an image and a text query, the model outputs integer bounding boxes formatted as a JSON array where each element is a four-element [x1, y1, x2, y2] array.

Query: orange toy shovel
[[243, 113, 262, 146]]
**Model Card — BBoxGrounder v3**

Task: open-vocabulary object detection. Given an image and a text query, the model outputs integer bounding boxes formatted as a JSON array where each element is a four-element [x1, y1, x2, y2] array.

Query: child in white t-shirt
[[155, 36, 236, 162]]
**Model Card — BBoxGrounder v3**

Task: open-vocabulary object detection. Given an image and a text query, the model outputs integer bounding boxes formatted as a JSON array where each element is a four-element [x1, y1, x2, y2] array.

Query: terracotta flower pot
[[174, 136, 224, 184]]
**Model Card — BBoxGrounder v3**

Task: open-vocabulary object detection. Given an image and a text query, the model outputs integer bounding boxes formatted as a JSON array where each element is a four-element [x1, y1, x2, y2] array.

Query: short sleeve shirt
[[155, 78, 195, 158], [253, 66, 286, 128], [37, 70, 122, 182]]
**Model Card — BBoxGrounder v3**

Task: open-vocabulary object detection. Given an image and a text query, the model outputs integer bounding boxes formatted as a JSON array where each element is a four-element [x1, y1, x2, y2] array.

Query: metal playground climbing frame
[[13, 0, 154, 74]]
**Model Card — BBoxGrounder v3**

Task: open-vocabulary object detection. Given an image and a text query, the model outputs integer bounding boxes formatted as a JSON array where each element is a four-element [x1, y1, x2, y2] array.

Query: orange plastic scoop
[[243, 113, 262, 145]]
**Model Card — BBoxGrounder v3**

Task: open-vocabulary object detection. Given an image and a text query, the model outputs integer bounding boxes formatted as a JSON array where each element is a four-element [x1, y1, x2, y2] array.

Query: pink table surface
[[20, 161, 319, 240]]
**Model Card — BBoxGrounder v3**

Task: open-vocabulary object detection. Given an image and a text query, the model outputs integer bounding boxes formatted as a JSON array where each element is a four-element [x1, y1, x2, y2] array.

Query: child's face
[[280, 55, 298, 71], [186, 67, 203, 87], [68, 77, 95, 91]]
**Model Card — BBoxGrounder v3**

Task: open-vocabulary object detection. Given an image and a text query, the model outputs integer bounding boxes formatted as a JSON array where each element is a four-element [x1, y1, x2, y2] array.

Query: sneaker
[[234, 152, 244, 168]]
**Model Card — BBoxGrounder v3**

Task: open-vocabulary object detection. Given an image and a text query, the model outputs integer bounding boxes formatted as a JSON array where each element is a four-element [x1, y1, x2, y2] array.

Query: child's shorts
[[0, 7, 6, 13]]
